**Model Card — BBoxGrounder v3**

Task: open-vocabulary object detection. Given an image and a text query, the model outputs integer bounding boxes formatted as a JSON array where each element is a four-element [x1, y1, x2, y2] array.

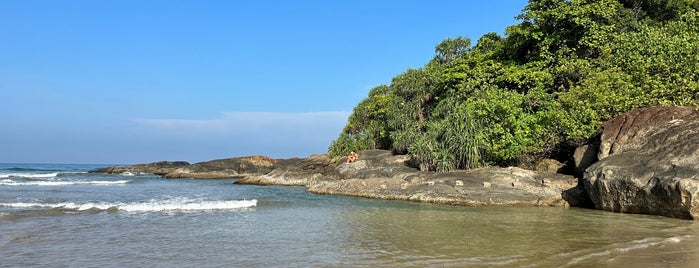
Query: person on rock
[[346, 151, 359, 163]]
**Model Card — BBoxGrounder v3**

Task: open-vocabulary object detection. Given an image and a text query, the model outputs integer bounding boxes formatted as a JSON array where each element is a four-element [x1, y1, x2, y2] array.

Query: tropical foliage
[[330, 0, 699, 172]]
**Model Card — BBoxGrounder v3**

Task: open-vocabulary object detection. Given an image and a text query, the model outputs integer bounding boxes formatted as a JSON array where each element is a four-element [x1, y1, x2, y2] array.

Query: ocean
[[1, 163, 698, 267]]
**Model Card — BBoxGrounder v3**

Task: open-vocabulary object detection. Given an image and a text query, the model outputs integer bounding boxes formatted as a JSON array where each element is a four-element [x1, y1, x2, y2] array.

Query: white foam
[[119, 199, 258, 212], [564, 236, 685, 267], [0, 179, 131, 186], [0, 198, 257, 212], [120, 172, 135, 176], [2, 173, 59, 179]]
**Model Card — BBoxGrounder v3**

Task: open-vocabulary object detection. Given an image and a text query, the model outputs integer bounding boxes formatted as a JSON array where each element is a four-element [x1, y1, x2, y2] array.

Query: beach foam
[[563, 236, 685, 267], [0, 172, 59, 179], [0, 179, 131, 186], [0, 198, 257, 212]]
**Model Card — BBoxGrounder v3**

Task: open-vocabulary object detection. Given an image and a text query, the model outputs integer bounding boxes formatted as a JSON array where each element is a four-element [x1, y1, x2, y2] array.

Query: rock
[[90, 161, 190, 175], [92, 156, 278, 179], [236, 154, 334, 186], [597, 106, 699, 159], [561, 180, 594, 208], [533, 158, 564, 173], [307, 150, 579, 207], [583, 106, 699, 219], [164, 156, 277, 179], [93, 149, 582, 209], [573, 144, 599, 175], [333, 150, 414, 180]]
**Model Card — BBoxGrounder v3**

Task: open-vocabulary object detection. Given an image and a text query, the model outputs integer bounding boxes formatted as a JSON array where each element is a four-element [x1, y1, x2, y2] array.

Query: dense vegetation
[[330, 0, 699, 172]]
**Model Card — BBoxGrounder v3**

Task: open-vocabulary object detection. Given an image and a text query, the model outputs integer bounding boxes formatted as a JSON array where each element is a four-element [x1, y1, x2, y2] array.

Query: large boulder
[[583, 106, 699, 219], [573, 143, 599, 176]]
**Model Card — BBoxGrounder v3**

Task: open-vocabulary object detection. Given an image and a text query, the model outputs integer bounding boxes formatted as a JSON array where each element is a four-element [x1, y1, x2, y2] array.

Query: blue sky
[[1, 0, 528, 164]]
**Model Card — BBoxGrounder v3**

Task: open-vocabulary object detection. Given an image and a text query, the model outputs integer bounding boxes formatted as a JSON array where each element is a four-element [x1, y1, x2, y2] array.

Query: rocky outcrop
[[301, 150, 574, 206], [92, 156, 278, 179], [239, 150, 578, 207], [583, 106, 699, 219], [164, 156, 277, 179], [95, 150, 580, 207], [310, 167, 577, 207], [91, 161, 191, 175], [332, 150, 415, 179], [236, 154, 335, 186]]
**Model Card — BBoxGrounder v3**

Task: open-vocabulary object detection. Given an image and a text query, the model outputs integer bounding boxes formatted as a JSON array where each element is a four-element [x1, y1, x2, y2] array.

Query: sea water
[[1, 163, 698, 267]]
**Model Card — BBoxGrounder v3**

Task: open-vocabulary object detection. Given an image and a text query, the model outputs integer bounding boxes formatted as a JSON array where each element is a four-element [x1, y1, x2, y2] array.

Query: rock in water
[[90, 161, 190, 175], [583, 106, 699, 219]]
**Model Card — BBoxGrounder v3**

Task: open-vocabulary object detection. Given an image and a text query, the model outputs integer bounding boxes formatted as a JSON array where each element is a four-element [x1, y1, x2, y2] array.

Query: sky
[[0, 0, 528, 164]]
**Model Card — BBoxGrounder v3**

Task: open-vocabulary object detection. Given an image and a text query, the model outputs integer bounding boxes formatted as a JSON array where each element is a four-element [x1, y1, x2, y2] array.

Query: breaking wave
[[0, 198, 257, 213], [0, 173, 59, 179], [2, 167, 61, 172], [0, 179, 131, 186]]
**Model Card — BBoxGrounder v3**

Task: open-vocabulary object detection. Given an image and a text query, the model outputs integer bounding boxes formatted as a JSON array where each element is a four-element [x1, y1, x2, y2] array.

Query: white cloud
[[130, 111, 351, 158], [134, 111, 349, 133]]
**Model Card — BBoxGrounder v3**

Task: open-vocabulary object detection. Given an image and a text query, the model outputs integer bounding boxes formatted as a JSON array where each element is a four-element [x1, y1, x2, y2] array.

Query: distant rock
[[91, 156, 278, 179], [91, 161, 190, 175], [164, 156, 277, 179], [583, 106, 699, 219]]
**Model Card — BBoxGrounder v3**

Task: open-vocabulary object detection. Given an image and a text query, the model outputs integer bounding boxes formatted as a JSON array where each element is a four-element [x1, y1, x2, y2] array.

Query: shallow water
[[1, 163, 698, 267]]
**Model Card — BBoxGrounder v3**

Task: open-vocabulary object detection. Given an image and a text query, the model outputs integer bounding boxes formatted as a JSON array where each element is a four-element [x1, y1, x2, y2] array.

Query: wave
[[561, 236, 686, 267], [0, 179, 131, 186], [2, 167, 62, 172], [0, 173, 59, 179], [0, 198, 257, 212]]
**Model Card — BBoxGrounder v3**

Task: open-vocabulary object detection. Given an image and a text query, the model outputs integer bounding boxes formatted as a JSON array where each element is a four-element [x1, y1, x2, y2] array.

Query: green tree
[[330, 0, 699, 171], [434, 37, 472, 64]]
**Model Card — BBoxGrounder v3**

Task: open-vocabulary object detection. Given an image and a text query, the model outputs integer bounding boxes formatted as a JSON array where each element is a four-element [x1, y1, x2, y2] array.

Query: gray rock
[[573, 144, 599, 175], [90, 161, 190, 175], [333, 150, 414, 179], [533, 158, 565, 173], [305, 150, 578, 207], [164, 156, 277, 179], [583, 106, 699, 219], [236, 154, 334, 186]]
